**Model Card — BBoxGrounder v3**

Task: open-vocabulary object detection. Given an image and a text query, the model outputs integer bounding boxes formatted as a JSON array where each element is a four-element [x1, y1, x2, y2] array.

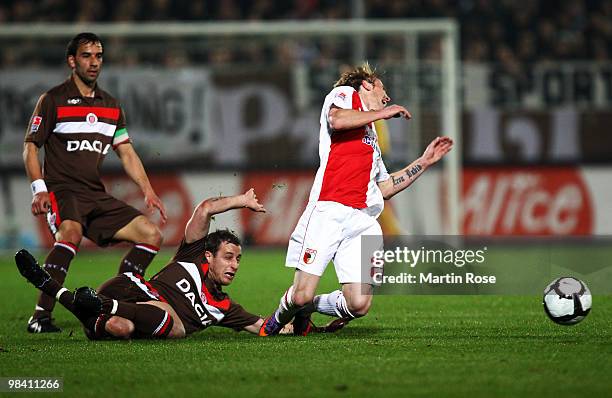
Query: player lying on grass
[[16, 189, 341, 339]]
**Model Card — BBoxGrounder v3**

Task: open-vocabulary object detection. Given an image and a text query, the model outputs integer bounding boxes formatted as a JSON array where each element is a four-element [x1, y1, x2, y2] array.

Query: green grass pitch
[[0, 249, 611, 397]]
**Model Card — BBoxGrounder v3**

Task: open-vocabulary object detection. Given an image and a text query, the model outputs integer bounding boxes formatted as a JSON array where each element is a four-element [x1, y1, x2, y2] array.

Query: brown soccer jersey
[[148, 238, 260, 335], [25, 76, 131, 193]]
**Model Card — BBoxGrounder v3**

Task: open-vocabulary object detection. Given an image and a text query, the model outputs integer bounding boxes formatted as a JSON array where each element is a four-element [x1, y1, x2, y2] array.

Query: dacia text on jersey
[[66, 140, 111, 154]]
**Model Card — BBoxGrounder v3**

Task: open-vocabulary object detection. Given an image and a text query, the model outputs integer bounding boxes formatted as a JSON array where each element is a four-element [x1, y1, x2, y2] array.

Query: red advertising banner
[[241, 171, 314, 245], [463, 167, 593, 235], [31, 167, 597, 249]]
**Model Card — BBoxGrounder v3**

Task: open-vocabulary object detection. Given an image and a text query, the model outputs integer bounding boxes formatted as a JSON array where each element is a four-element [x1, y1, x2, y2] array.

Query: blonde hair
[[333, 62, 380, 90]]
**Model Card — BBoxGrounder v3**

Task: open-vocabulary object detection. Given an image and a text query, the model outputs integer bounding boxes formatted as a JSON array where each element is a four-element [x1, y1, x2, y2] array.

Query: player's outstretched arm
[[328, 104, 411, 131], [243, 318, 264, 334], [115, 143, 168, 223], [378, 136, 453, 199], [184, 188, 266, 244]]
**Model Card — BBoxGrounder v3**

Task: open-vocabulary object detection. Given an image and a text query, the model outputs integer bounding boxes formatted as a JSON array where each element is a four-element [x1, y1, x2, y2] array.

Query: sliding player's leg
[[16, 249, 107, 334], [89, 299, 175, 339], [16, 249, 178, 340], [87, 276, 185, 339], [16, 249, 78, 312], [71, 287, 179, 340], [92, 296, 185, 340]]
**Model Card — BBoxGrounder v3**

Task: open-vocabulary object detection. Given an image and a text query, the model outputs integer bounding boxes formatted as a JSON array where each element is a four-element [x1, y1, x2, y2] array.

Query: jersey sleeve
[[376, 155, 390, 182], [24, 93, 55, 147], [218, 300, 261, 331], [112, 107, 131, 148], [329, 86, 355, 110], [171, 237, 207, 264]]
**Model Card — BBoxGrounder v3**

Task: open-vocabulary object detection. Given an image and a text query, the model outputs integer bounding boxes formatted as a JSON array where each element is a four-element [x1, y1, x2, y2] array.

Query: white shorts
[[285, 201, 383, 284]]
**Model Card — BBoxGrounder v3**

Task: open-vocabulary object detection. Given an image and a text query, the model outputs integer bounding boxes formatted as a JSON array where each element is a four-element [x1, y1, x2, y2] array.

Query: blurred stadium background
[[1, 3, 612, 396], [0, 0, 611, 250]]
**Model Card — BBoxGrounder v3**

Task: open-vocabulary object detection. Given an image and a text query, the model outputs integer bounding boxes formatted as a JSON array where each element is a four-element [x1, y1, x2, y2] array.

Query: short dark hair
[[204, 229, 241, 255], [66, 32, 102, 58]]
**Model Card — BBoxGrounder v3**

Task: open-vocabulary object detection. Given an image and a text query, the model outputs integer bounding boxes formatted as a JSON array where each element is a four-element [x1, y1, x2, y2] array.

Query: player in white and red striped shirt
[[260, 63, 453, 336]]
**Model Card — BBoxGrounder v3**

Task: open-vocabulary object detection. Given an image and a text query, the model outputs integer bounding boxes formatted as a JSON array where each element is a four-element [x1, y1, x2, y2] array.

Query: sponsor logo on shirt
[[176, 278, 213, 327], [335, 92, 346, 101], [30, 116, 42, 134], [66, 140, 111, 154], [362, 134, 378, 149], [67, 98, 81, 105], [86, 112, 98, 125]]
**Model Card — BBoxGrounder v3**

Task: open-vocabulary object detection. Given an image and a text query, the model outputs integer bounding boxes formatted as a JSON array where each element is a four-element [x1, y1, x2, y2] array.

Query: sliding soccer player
[[259, 63, 453, 336]]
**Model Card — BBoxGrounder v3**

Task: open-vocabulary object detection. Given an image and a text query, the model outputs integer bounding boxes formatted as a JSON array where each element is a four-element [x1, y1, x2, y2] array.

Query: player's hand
[[421, 136, 453, 166], [243, 188, 266, 213], [277, 318, 349, 336], [311, 318, 351, 334], [145, 192, 168, 224], [279, 322, 294, 335], [31, 192, 51, 216], [381, 104, 412, 120]]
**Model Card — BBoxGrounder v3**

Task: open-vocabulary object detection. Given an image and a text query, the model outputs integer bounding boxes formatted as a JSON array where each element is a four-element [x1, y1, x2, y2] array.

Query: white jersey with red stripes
[[308, 86, 390, 218]]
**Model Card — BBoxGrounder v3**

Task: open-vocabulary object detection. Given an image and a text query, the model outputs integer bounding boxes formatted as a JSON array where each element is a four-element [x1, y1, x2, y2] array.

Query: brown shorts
[[46, 190, 142, 246], [97, 273, 167, 303]]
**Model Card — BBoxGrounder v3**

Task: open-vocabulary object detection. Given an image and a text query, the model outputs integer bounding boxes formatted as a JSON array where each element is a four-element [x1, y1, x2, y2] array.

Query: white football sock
[[315, 290, 355, 319], [275, 285, 301, 324]]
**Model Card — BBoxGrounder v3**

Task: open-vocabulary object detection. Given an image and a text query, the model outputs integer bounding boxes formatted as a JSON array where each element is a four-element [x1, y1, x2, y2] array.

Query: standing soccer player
[[23, 32, 167, 333], [259, 63, 453, 335]]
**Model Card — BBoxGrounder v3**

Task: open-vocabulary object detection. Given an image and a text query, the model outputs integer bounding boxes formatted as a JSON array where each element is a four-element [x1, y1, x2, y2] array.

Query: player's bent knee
[[292, 289, 315, 307], [349, 306, 370, 318], [105, 316, 135, 339], [153, 227, 163, 246], [167, 323, 186, 339], [57, 226, 82, 246], [346, 299, 371, 318]]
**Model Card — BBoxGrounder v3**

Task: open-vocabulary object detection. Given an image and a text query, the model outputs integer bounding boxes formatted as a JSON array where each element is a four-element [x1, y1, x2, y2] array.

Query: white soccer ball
[[543, 277, 591, 325]]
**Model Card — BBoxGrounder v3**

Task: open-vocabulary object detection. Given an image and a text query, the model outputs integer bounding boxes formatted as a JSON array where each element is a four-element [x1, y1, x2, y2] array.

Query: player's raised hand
[[243, 188, 266, 213], [31, 192, 50, 216], [381, 104, 412, 120], [145, 192, 168, 224], [421, 136, 453, 166]]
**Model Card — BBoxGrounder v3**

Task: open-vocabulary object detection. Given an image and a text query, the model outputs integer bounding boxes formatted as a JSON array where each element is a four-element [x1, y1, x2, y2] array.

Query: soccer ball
[[543, 277, 591, 325]]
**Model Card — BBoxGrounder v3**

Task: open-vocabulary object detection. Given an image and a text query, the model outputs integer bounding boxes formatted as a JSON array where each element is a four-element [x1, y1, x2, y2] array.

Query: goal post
[[0, 19, 461, 236]]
